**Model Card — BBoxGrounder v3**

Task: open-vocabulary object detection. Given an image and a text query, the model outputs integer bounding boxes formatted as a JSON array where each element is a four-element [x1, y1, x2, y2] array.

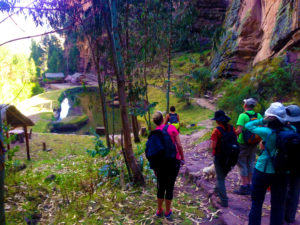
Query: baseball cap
[[243, 98, 257, 107]]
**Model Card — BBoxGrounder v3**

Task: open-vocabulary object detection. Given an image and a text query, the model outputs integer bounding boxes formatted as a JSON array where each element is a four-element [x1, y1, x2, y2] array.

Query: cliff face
[[192, 0, 229, 29], [211, 0, 300, 78]]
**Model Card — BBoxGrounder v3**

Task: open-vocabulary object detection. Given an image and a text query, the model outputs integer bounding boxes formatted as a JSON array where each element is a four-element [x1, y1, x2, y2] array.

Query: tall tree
[[30, 40, 44, 77], [103, 0, 145, 185], [166, 0, 173, 114]]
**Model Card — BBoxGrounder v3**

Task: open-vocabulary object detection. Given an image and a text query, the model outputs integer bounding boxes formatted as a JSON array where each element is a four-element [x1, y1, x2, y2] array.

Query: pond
[[77, 92, 125, 135], [53, 88, 127, 135]]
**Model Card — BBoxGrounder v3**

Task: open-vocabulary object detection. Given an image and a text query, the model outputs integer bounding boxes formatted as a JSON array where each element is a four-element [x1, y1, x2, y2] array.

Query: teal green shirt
[[236, 110, 263, 144], [245, 119, 296, 174]]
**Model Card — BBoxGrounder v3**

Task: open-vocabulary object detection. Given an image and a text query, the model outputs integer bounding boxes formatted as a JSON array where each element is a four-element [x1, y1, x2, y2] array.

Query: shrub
[[218, 57, 298, 122]]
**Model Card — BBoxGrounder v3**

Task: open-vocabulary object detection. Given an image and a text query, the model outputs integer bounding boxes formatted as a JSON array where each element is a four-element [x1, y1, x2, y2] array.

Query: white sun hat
[[264, 102, 287, 124], [286, 105, 300, 122]]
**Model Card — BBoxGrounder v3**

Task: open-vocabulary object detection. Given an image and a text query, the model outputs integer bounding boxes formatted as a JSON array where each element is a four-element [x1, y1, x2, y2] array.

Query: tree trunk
[[125, 0, 140, 143], [166, 0, 173, 114], [143, 0, 151, 131], [106, 0, 145, 186], [95, 61, 111, 149], [86, 33, 111, 149], [0, 114, 5, 224]]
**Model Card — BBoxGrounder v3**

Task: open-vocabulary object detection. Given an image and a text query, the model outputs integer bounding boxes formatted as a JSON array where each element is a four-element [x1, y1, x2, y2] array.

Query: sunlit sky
[[0, 3, 49, 55]]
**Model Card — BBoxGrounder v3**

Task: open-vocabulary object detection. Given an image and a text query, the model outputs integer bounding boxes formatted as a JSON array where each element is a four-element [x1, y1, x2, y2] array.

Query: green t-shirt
[[236, 110, 263, 144]]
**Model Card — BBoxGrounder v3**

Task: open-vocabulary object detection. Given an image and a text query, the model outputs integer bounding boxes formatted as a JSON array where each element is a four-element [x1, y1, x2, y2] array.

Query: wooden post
[[23, 126, 30, 161], [5, 132, 10, 150], [0, 111, 6, 224]]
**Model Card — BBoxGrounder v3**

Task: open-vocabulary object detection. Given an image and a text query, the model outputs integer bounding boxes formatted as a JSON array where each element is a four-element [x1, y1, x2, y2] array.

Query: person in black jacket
[[284, 105, 300, 224]]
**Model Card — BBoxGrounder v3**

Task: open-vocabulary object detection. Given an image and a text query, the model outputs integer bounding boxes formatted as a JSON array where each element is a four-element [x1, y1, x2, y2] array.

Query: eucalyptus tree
[[101, 0, 145, 185]]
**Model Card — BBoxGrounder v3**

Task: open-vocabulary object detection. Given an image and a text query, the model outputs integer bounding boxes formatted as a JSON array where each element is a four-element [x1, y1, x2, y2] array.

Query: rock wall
[[211, 0, 300, 78], [192, 0, 229, 29]]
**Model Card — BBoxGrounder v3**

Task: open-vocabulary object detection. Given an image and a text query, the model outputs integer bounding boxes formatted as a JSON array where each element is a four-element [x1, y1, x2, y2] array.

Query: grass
[[5, 133, 211, 224], [146, 86, 213, 126], [31, 112, 54, 133]]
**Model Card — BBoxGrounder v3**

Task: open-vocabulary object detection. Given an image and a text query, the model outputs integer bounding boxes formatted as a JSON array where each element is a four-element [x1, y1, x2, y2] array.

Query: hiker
[[235, 98, 263, 195], [164, 106, 180, 131], [211, 110, 239, 207], [148, 111, 184, 219], [284, 104, 300, 224], [246, 102, 292, 225]]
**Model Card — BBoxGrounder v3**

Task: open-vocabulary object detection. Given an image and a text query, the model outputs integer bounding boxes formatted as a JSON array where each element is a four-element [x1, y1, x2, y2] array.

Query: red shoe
[[155, 209, 163, 217], [165, 210, 173, 219]]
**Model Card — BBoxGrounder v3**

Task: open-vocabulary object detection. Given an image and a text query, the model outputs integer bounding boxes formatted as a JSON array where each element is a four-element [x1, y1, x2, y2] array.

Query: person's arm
[[236, 125, 243, 135], [177, 114, 180, 123], [175, 135, 184, 160], [210, 128, 219, 156], [164, 114, 169, 125], [211, 140, 217, 153], [245, 118, 269, 139]]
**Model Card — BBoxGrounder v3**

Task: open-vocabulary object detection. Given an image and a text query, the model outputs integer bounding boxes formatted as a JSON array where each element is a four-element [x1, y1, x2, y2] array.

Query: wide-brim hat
[[264, 102, 287, 124], [211, 110, 231, 122], [286, 105, 300, 122]]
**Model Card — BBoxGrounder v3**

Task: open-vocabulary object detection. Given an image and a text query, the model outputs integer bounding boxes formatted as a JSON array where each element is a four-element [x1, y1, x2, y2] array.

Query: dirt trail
[[178, 98, 300, 225]]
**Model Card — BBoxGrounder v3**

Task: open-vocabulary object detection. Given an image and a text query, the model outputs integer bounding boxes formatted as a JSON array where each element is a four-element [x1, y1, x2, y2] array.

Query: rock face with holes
[[211, 0, 300, 78]]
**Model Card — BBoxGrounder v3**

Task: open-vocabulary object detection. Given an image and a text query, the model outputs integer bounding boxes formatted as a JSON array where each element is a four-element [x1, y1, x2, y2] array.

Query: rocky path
[[178, 99, 300, 225]]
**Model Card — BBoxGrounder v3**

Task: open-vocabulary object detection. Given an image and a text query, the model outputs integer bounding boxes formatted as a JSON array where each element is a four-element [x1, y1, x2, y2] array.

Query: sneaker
[[234, 185, 251, 195], [164, 210, 173, 219], [155, 210, 163, 217]]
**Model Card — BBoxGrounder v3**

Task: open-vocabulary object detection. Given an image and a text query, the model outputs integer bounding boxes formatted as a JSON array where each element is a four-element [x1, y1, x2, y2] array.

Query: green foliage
[[0, 47, 41, 104], [172, 79, 194, 105], [1, 123, 20, 170], [191, 67, 213, 94], [86, 130, 110, 158], [30, 40, 45, 77], [218, 57, 298, 122], [0, 0, 13, 12], [31, 83, 44, 96]]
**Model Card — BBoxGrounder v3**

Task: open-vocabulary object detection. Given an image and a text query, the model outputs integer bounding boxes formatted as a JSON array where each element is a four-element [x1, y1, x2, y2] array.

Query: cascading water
[[59, 98, 70, 120]]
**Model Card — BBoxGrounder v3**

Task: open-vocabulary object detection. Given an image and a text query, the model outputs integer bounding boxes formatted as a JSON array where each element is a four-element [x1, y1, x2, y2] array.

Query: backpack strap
[[216, 126, 225, 135], [263, 129, 278, 172], [163, 125, 169, 133], [217, 125, 232, 135], [245, 112, 257, 119]]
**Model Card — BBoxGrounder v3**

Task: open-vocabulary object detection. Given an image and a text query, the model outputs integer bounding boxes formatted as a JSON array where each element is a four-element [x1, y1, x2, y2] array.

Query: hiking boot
[[155, 209, 163, 217], [234, 185, 251, 195], [164, 210, 173, 220], [217, 200, 228, 208], [247, 184, 251, 193]]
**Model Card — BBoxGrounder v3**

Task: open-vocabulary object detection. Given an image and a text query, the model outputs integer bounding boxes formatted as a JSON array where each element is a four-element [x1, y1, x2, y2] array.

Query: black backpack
[[145, 125, 177, 170], [243, 112, 262, 145], [169, 113, 178, 124], [266, 126, 300, 174], [217, 125, 240, 172]]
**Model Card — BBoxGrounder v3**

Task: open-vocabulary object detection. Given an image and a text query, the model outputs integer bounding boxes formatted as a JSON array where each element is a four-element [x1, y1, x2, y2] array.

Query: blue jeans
[[285, 173, 300, 223], [214, 156, 229, 204], [249, 169, 288, 225]]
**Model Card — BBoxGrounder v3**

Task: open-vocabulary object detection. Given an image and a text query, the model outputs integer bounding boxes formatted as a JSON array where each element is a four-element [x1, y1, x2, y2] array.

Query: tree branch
[[0, 26, 73, 46]]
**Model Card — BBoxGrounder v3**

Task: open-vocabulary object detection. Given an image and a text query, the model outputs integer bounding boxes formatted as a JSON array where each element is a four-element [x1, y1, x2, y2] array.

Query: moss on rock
[[52, 115, 89, 132], [270, 0, 294, 51]]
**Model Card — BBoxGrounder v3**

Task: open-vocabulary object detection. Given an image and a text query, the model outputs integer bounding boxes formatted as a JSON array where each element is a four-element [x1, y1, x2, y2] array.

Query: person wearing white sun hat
[[245, 102, 295, 225]]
